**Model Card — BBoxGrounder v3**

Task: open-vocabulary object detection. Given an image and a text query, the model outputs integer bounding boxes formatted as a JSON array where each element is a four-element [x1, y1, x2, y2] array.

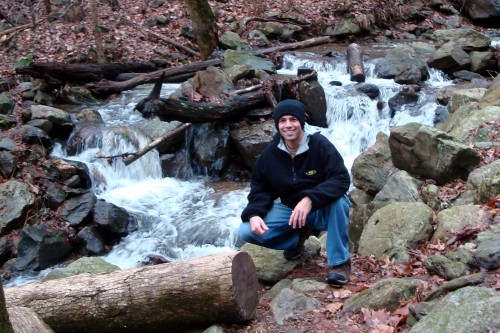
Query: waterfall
[[7, 49, 452, 285]]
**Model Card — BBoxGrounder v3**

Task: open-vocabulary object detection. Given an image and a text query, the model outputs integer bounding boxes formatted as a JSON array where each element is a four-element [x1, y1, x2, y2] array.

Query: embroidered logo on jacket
[[306, 170, 316, 176]]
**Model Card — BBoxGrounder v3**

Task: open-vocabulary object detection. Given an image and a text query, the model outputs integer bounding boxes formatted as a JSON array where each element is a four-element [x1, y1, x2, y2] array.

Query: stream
[[6, 43, 454, 287]]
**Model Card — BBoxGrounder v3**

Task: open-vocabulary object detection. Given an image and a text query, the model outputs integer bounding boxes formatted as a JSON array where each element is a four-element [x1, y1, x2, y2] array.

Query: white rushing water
[[6, 50, 454, 286]]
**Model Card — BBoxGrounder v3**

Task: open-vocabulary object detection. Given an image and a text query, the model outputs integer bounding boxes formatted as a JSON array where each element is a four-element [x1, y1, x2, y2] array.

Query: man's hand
[[249, 216, 269, 236], [289, 196, 312, 229]]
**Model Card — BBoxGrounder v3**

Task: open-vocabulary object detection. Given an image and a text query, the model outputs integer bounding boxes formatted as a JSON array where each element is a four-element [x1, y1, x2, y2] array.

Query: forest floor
[[1, 0, 499, 332]]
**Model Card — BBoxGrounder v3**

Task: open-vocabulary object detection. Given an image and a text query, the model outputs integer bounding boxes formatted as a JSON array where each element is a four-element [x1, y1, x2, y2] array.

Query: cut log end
[[231, 251, 259, 321]]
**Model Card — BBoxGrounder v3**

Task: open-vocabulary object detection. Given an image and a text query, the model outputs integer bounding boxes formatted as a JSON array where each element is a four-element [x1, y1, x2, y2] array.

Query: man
[[238, 99, 352, 286]]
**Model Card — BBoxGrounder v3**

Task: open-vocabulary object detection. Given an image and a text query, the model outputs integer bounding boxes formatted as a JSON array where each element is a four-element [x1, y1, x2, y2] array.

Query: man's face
[[278, 115, 304, 143]]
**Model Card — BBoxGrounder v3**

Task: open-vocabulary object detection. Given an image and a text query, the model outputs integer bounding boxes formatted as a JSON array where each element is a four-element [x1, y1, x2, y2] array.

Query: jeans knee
[[238, 223, 252, 242]]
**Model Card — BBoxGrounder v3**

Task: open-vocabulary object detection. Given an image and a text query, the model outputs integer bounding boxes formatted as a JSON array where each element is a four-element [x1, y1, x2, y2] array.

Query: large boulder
[[432, 205, 490, 242], [389, 123, 481, 185], [343, 278, 426, 313], [358, 202, 434, 262], [427, 41, 470, 72], [408, 287, 499, 333], [461, 0, 500, 28], [374, 45, 429, 81], [229, 119, 276, 169], [431, 28, 492, 50], [13, 224, 71, 271], [351, 132, 393, 195], [466, 160, 500, 204], [373, 170, 423, 203]]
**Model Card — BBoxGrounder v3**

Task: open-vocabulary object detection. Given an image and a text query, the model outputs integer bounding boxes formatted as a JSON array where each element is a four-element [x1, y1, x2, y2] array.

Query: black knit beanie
[[273, 99, 306, 130]]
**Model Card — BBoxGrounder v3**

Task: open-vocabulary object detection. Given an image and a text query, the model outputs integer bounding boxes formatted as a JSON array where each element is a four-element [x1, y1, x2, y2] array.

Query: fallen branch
[[0, 23, 32, 36], [123, 18, 200, 58], [252, 36, 332, 55], [86, 58, 222, 96], [123, 123, 192, 165]]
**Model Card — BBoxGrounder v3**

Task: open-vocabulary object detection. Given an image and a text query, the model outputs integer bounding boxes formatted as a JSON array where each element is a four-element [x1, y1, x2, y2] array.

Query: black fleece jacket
[[241, 132, 351, 222]]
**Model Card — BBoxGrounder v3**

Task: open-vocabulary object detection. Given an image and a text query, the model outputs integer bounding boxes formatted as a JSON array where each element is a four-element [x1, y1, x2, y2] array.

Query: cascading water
[[6, 47, 453, 286]]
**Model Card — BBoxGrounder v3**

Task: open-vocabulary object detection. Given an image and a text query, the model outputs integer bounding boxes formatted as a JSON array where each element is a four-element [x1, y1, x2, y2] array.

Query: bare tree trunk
[[0, 280, 14, 333], [184, 0, 218, 60], [43, 0, 52, 13], [90, 0, 106, 63], [4, 252, 259, 333]]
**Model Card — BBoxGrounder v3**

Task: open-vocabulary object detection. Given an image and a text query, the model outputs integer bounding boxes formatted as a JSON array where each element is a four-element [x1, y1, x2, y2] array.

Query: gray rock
[[0, 180, 35, 233], [467, 160, 500, 204], [474, 231, 500, 269], [432, 205, 489, 242], [270, 288, 318, 325], [343, 278, 426, 313], [408, 287, 499, 333], [230, 119, 276, 169], [351, 132, 393, 195], [219, 31, 251, 51], [431, 28, 492, 50], [373, 170, 423, 203], [42, 256, 120, 281], [427, 41, 470, 72], [375, 45, 429, 80], [240, 243, 299, 284], [358, 202, 433, 262], [389, 123, 481, 185]]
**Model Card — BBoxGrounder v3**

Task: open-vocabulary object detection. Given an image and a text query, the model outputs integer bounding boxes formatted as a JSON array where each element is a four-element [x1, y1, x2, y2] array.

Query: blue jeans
[[238, 194, 351, 266]]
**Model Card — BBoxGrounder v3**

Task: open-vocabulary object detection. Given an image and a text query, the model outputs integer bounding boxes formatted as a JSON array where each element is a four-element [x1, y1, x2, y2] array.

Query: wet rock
[[375, 45, 429, 81], [13, 225, 71, 271], [59, 191, 97, 227], [93, 200, 138, 237], [230, 119, 276, 169], [75, 226, 106, 255], [356, 83, 380, 99], [299, 80, 327, 128]]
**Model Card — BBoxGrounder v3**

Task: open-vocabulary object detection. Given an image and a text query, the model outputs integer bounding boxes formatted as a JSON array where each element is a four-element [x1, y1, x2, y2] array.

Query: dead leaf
[[326, 302, 343, 313]]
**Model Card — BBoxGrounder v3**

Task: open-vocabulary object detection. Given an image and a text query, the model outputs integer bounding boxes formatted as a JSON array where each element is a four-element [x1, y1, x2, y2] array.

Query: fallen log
[[7, 306, 54, 333], [16, 62, 157, 85], [154, 90, 265, 123], [123, 123, 192, 165], [253, 36, 332, 55], [4, 251, 259, 333], [346, 43, 365, 83], [86, 58, 223, 97]]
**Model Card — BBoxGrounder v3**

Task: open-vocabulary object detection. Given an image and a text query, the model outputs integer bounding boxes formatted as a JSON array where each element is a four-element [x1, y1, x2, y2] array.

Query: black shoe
[[283, 227, 311, 261], [327, 259, 351, 286]]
